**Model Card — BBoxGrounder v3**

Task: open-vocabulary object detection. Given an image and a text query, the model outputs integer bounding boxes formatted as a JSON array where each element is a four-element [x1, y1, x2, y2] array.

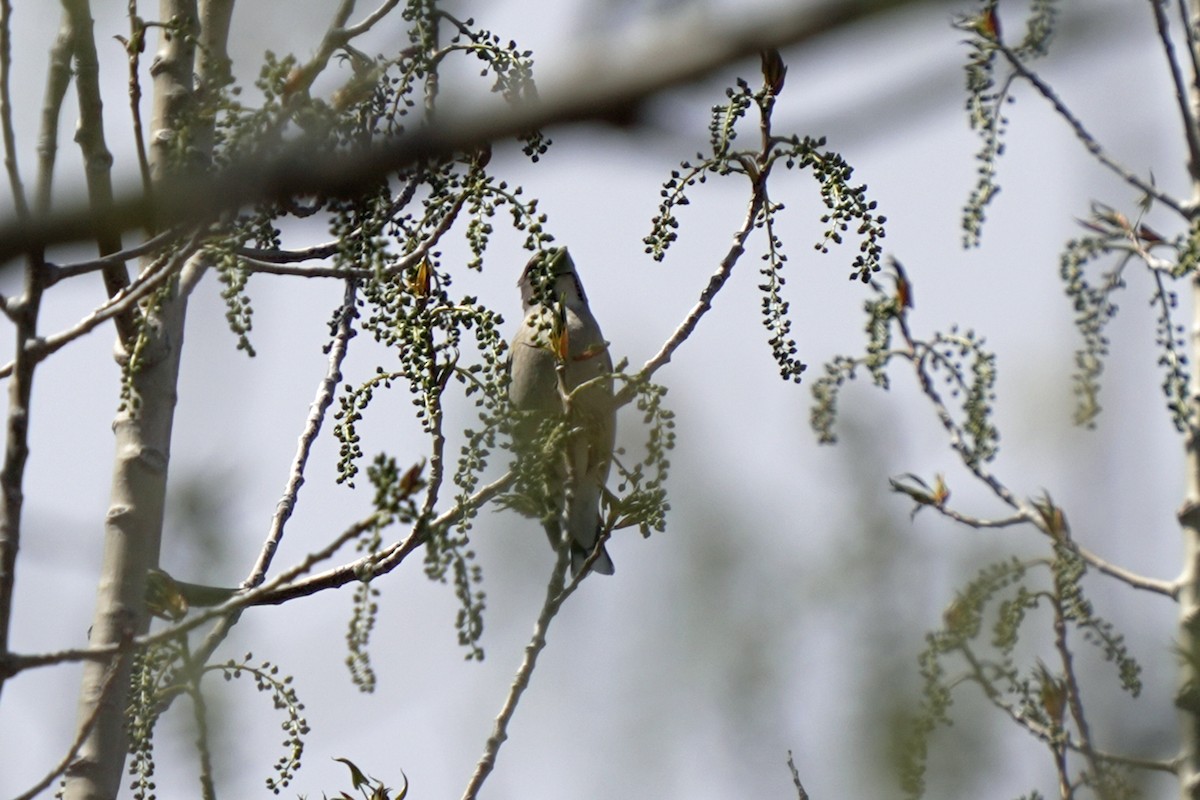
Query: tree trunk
[[62, 2, 203, 797]]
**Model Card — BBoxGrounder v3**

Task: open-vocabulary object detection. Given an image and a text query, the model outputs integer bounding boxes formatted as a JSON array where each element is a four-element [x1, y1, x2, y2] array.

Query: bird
[[508, 247, 616, 576]]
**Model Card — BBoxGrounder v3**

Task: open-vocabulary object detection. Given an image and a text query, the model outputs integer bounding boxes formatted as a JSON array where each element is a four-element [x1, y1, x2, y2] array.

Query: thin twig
[[1152, 0, 1200, 184], [1077, 541, 1178, 597], [1, 513, 381, 677], [178, 279, 362, 676], [1050, 572, 1106, 791], [62, 0, 136, 340], [121, 4, 153, 210], [343, 0, 402, 39], [236, 258, 373, 279], [0, 0, 63, 699], [189, 677, 217, 800], [959, 645, 1178, 776], [458, 519, 614, 799], [460, 544, 573, 800], [246, 279, 359, 587], [616, 191, 763, 408], [997, 41, 1186, 216], [934, 506, 1030, 529], [236, 242, 342, 264], [11, 644, 125, 800], [44, 226, 183, 285], [2, 469, 516, 677], [931, 503, 1177, 596], [0, 0, 26, 219], [0, 0, 27, 705], [259, 470, 515, 607], [0, 229, 205, 380], [786, 751, 810, 800]]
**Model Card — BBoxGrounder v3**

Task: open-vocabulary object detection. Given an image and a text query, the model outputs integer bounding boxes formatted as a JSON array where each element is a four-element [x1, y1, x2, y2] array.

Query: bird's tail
[[568, 481, 614, 576]]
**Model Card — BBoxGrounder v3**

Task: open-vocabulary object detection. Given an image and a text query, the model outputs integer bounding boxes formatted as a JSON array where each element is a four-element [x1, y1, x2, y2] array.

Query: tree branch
[[247, 280, 359, 587], [0, 0, 66, 701], [12, 646, 126, 800], [0, 0, 26, 218], [62, 0, 136, 341], [0, 0, 934, 264], [1152, 0, 1200, 185], [929, 503, 1178, 597], [344, 0, 402, 39], [254, 471, 515, 607], [1, 509, 380, 678], [959, 644, 1178, 779], [786, 751, 810, 800], [35, 12, 72, 213], [460, 546, 573, 800], [616, 188, 763, 408], [178, 278, 360, 677], [1050, 572, 1106, 790], [0, 470, 514, 691], [0, 229, 205, 380], [997, 39, 1187, 217], [44, 226, 184, 285]]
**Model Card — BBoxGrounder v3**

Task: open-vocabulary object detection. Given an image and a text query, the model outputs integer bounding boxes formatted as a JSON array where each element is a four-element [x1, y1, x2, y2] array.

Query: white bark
[[63, 2, 201, 797]]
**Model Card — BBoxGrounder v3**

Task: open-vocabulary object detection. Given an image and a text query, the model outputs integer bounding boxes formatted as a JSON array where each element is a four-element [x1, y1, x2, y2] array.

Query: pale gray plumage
[[509, 247, 615, 575]]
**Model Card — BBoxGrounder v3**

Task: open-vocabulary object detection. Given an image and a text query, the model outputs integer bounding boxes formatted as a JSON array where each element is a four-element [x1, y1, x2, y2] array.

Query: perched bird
[[509, 247, 616, 575]]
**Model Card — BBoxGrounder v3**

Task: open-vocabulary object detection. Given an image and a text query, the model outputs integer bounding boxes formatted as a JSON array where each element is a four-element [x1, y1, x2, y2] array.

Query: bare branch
[[0, 468, 515, 682], [786, 751, 810, 800], [0, 0, 26, 218], [178, 278, 361, 675], [0, 0, 931, 263], [934, 506, 1030, 529], [120, 7, 152, 200], [1152, 0, 1200, 185], [996, 40, 1187, 217], [460, 546, 573, 800], [0, 0, 70, 701], [11, 650, 125, 800], [257, 471, 514, 607], [189, 677, 217, 800], [960, 645, 1178, 778], [927, 490, 1177, 596], [62, 0, 134, 338], [283, 0, 368, 98], [247, 280, 359, 587], [1, 511, 380, 677], [0, 230, 205, 380], [1050, 568, 1107, 789], [44, 226, 184, 285], [236, 258, 372, 279], [617, 190, 762, 408], [237, 242, 342, 264], [35, 13, 72, 213], [1076, 541, 1178, 597], [343, 0, 402, 39]]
